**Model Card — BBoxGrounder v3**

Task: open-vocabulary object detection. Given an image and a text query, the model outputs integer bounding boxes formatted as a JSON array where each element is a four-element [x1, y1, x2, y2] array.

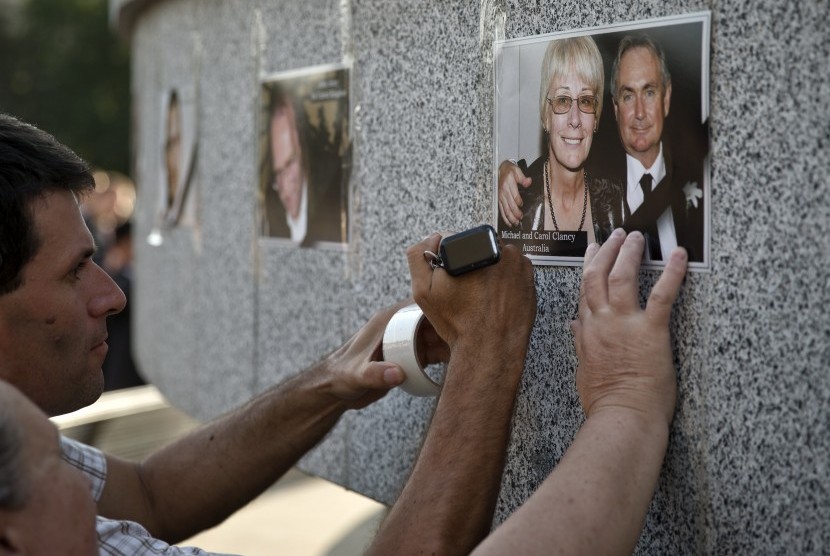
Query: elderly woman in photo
[[497, 36, 622, 246]]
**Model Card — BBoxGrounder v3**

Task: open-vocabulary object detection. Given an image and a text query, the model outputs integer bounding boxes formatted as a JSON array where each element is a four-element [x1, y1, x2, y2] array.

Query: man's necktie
[[640, 173, 662, 260]]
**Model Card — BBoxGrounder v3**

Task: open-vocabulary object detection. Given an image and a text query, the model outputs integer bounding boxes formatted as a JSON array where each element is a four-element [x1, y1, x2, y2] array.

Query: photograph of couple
[[494, 12, 710, 270]]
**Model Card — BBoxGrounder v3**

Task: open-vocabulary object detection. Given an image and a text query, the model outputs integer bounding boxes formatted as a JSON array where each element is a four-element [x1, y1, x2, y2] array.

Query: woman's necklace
[[544, 159, 587, 232]]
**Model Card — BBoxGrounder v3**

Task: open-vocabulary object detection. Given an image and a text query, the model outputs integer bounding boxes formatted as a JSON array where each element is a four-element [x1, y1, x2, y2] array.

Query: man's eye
[[72, 261, 88, 280]]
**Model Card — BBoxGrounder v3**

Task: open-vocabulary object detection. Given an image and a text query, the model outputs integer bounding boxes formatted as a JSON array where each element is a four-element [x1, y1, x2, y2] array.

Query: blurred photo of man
[[261, 80, 348, 246]]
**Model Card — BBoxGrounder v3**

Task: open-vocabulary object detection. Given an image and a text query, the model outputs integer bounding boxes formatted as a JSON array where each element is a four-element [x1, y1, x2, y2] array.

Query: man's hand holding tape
[[368, 232, 537, 555], [316, 300, 449, 409]]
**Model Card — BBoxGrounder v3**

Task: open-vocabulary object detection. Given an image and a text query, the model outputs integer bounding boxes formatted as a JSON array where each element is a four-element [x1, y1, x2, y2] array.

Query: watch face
[[440, 225, 500, 276]]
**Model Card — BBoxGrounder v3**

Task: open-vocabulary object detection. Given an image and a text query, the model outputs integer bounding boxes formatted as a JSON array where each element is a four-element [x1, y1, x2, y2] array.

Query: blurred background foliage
[[0, 0, 130, 174]]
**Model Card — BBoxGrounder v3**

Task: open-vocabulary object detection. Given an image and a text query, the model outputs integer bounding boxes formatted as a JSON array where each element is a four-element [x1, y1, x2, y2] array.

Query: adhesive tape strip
[[382, 304, 441, 397]]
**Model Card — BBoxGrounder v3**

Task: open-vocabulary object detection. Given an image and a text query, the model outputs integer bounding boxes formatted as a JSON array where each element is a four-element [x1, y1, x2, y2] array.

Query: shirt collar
[[626, 141, 666, 194], [286, 179, 308, 244]]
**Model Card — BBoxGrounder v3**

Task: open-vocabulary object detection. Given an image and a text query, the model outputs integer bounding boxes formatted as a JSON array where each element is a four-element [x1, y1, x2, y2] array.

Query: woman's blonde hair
[[539, 36, 604, 126]]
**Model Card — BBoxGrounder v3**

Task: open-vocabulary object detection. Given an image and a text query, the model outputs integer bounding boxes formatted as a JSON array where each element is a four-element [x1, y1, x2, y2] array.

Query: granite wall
[[113, 0, 829, 553]]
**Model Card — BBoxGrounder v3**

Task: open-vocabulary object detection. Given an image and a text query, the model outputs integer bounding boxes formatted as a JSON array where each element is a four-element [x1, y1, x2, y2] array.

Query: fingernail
[[627, 230, 643, 241], [611, 228, 625, 238], [671, 247, 688, 263], [383, 366, 404, 386]]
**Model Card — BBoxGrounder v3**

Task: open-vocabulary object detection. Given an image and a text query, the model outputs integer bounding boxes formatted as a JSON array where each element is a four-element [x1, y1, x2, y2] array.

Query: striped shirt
[[61, 436, 237, 556]]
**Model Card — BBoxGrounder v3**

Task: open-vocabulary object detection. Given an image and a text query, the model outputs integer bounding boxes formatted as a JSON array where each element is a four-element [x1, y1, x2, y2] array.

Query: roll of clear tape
[[382, 304, 441, 397]]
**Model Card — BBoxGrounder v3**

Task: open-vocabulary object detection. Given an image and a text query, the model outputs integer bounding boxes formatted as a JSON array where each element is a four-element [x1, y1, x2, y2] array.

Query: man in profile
[[610, 33, 705, 262], [261, 86, 347, 245]]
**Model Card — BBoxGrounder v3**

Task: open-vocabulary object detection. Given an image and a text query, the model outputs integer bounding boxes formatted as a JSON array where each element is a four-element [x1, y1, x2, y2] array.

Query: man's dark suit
[[607, 143, 705, 263], [262, 148, 348, 246]]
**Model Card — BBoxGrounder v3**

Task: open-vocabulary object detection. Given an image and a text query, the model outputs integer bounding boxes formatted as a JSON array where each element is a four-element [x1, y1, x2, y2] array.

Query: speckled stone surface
[[123, 0, 830, 553]]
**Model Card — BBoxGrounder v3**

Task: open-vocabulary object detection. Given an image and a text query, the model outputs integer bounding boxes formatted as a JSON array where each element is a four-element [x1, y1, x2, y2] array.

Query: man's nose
[[88, 264, 127, 318], [634, 95, 646, 119]]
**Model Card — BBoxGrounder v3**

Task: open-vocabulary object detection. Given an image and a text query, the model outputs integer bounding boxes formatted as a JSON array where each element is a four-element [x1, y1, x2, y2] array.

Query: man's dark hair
[[609, 34, 672, 99], [0, 114, 95, 295], [0, 404, 28, 511]]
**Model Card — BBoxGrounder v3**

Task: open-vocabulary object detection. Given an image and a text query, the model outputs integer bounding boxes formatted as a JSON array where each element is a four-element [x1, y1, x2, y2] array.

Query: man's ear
[[612, 95, 620, 121], [663, 81, 672, 118]]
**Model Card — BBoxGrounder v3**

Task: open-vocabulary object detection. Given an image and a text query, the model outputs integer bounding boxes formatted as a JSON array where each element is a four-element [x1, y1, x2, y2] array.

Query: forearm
[[101, 363, 348, 542], [368, 340, 527, 556], [473, 409, 669, 555]]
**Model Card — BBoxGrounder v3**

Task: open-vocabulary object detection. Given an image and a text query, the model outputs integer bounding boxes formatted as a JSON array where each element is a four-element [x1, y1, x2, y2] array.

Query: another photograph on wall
[[493, 12, 710, 271], [258, 64, 351, 248], [158, 86, 198, 229]]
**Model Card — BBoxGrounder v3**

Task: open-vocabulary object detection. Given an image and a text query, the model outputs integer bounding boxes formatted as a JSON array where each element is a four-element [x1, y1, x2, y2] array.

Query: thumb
[[363, 361, 405, 390], [337, 362, 405, 410]]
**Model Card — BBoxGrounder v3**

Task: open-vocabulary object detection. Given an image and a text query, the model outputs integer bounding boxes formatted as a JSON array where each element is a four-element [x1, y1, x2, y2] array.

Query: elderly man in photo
[[610, 34, 704, 263]]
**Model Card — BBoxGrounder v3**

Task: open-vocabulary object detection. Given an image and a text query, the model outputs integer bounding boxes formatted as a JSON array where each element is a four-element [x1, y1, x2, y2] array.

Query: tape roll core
[[382, 304, 441, 397]]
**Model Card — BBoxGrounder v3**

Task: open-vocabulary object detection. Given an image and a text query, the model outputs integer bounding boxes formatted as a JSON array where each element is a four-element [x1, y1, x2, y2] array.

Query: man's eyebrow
[[67, 246, 96, 269], [619, 81, 658, 93]]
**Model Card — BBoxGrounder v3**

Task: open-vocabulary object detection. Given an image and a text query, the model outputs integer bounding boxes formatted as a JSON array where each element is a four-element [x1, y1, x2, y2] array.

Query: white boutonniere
[[683, 181, 703, 209]]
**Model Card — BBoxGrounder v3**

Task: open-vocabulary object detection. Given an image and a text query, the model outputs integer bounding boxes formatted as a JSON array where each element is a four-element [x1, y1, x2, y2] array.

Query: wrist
[[448, 333, 529, 381], [581, 374, 677, 427], [452, 320, 531, 356], [586, 404, 672, 440], [292, 361, 352, 413]]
